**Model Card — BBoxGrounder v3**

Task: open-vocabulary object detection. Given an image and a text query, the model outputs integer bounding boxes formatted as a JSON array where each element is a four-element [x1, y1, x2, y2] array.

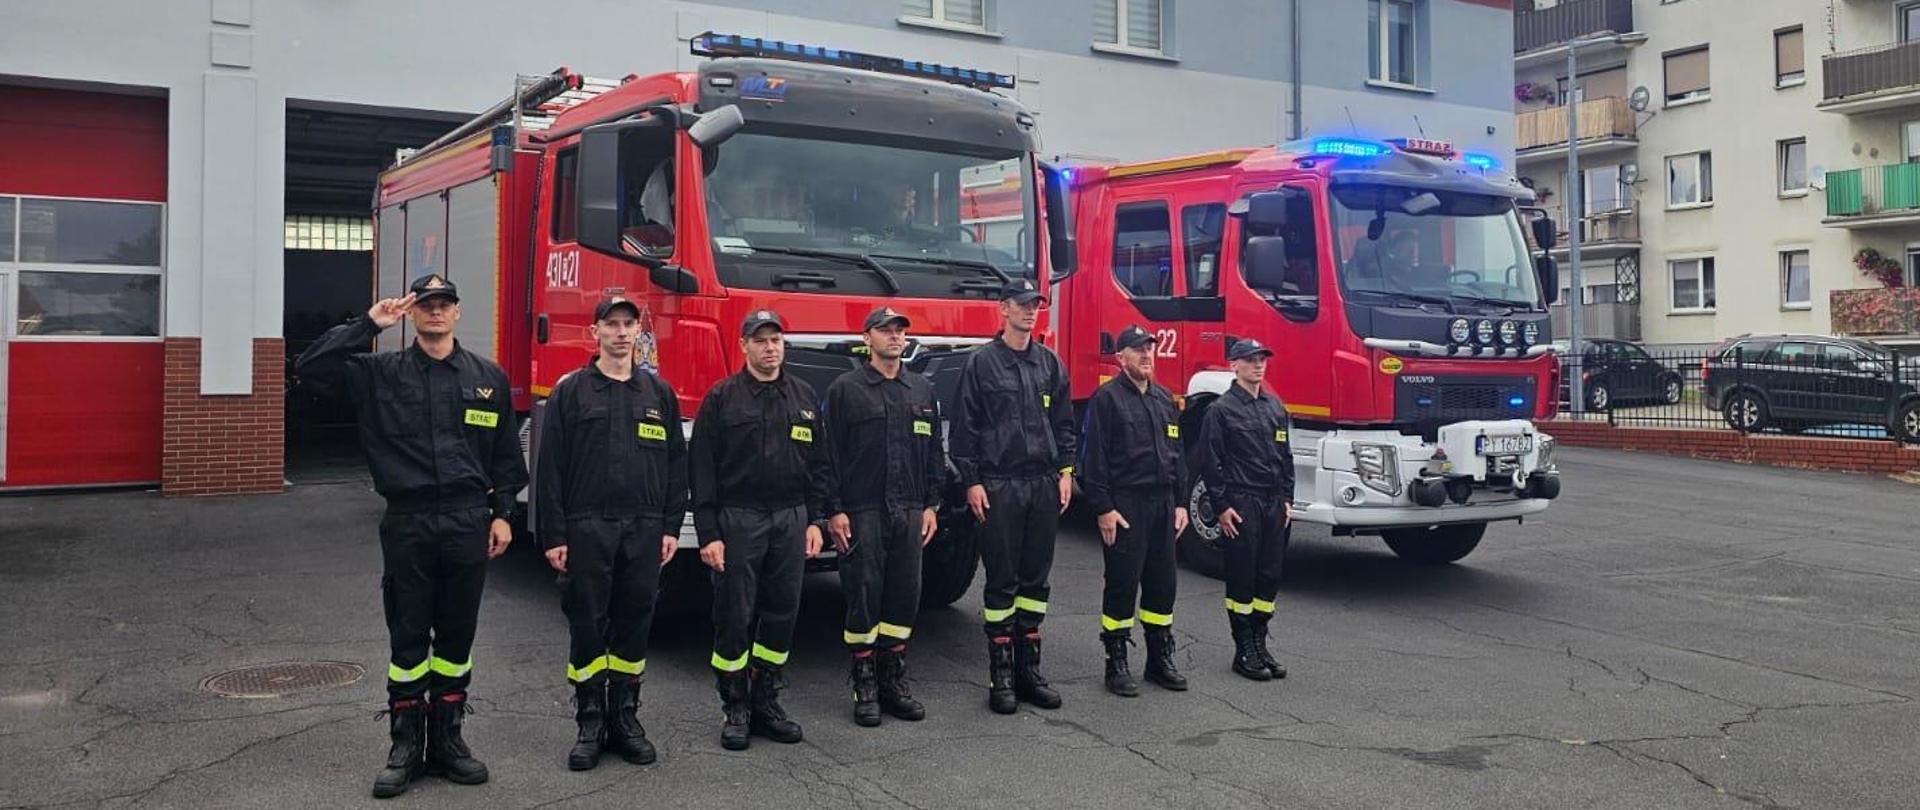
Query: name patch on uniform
[[1166, 424, 1180, 439], [914, 420, 933, 436], [1274, 429, 1289, 443], [464, 409, 499, 428], [638, 423, 668, 441], [790, 425, 814, 443]]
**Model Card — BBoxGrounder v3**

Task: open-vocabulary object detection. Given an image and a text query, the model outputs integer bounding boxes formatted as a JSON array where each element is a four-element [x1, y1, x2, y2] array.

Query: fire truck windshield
[[1329, 184, 1543, 311], [703, 132, 1035, 297]]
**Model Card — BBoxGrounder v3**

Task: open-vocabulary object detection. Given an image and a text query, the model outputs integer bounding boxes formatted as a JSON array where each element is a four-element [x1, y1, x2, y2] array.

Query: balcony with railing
[[1514, 97, 1637, 163], [1819, 39, 1920, 114], [1822, 162, 1920, 227], [1514, 0, 1635, 59], [1832, 288, 1920, 338], [1549, 301, 1640, 342], [1541, 202, 1640, 259]]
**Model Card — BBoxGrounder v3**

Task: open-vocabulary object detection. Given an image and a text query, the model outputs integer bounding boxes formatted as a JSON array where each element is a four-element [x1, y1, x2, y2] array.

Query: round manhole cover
[[202, 661, 365, 698]]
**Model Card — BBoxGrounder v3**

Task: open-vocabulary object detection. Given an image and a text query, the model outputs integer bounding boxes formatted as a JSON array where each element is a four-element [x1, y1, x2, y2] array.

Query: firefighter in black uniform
[[690, 309, 825, 751], [294, 274, 526, 799], [953, 279, 1077, 714], [1198, 337, 1293, 682], [535, 297, 687, 772], [816, 307, 943, 727], [1079, 325, 1190, 697]]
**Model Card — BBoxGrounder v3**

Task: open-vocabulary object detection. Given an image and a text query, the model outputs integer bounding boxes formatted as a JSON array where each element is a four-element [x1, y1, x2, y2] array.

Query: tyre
[[919, 506, 980, 609], [1381, 522, 1487, 565], [1662, 376, 1683, 405], [1176, 478, 1226, 580], [1892, 400, 1920, 445], [1586, 381, 1612, 412], [1722, 390, 1769, 434]]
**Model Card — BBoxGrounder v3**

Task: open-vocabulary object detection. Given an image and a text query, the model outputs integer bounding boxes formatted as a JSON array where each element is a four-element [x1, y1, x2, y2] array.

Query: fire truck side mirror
[[688, 105, 746, 150], [578, 120, 646, 263], [1535, 256, 1560, 305], [1245, 192, 1290, 230], [1530, 215, 1558, 251], [1242, 235, 1290, 291], [1040, 161, 1077, 279]]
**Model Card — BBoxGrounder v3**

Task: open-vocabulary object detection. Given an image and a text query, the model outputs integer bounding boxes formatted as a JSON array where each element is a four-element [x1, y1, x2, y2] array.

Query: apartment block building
[[1514, 0, 1920, 351]]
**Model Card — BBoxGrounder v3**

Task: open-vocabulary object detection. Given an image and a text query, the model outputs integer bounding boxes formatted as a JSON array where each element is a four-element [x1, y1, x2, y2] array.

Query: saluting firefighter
[[816, 307, 944, 727], [535, 297, 688, 772], [952, 279, 1078, 714], [1078, 325, 1190, 697], [1197, 337, 1293, 682], [690, 309, 826, 751], [294, 274, 526, 799]]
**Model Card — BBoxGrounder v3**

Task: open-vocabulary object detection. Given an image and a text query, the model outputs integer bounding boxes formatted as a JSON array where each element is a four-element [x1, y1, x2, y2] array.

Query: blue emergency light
[[1312, 138, 1391, 158], [1508, 395, 1527, 408], [1464, 153, 1499, 170], [690, 32, 1017, 91]]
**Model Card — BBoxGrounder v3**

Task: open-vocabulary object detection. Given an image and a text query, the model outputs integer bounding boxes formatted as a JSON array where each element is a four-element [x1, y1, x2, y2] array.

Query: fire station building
[[0, 0, 1513, 495]]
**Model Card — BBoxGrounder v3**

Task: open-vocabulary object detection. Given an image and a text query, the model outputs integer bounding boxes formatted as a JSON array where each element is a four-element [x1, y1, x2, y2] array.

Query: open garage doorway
[[283, 101, 466, 484]]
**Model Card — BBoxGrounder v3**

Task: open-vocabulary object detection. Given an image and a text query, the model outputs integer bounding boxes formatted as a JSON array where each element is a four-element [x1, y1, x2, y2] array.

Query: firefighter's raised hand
[[1096, 510, 1130, 547], [966, 485, 991, 522], [920, 507, 938, 547], [545, 545, 568, 572], [368, 293, 416, 329], [660, 535, 677, 566], [804, 524, 824, 559], [1173, 507, 1190, 538], [828, 513, 852, 553], [700, 541, 726, 572], [1218, 507, 1243, 539], [487, 518, 513, 559]]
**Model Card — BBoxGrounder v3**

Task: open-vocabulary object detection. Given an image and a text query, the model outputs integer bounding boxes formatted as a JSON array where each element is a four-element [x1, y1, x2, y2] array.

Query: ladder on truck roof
[[396, 68, 625, 166]]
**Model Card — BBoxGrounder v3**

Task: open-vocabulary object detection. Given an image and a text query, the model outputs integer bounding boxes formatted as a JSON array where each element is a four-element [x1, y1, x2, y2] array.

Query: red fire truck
[[1053, 138, 1564, 568], [368, 34, 1074, 606]]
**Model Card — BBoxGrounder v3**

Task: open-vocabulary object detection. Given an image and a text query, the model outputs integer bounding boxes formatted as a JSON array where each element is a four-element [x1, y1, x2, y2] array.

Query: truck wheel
[[1382, 523, 1487, 565], [1176, 478, 1226, 580], [920, 508, 980, 609]]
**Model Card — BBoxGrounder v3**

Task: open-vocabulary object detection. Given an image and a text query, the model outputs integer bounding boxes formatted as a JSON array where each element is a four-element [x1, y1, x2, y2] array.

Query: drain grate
[[202, 661, 366, 698]]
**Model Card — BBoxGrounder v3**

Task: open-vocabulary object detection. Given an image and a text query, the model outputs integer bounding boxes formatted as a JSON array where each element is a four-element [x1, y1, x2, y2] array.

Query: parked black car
[[1556, 338, 1686, 411], [1702, 334, 1920, 442]]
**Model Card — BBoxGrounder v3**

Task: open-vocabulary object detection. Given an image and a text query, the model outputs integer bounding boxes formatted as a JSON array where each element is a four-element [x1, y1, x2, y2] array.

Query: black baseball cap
[[741, 308, 784, 337], [410, 274, 459, 303], [864, 307, 911, 331], [1000, 279, 1048, 306], [1116, 324, 1157, 351], [594, 297, 640, 322], [1227, 337, 1274, 361]]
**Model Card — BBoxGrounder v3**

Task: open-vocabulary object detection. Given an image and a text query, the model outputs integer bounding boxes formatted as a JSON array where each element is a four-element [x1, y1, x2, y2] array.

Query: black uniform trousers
[[710, 505, 807, 673], [978, 475, 1059, 634], [1219, 488, 1288, 622], [1100, 487, 1179, 635], [380, 504, 491, 700], [838, 508, 923, 652], [562, 516, 662, 684]]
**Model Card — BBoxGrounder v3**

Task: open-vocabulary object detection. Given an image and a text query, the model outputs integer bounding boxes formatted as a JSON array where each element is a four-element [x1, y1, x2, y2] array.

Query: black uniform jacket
[[689, 369, 825, 546], [534, 360, 689, 547], [951, 337, 1077, 486], [1079, 374, 1185, 516], [295, 318, 526, 516], [1199, 383, 1296, 510], [816, 363, 945, 516]]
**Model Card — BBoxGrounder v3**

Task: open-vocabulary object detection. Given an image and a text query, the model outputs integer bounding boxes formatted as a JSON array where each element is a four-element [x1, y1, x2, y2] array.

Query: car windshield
[[1329, 183, 1542, 309], [703, 132, 1034, 296]]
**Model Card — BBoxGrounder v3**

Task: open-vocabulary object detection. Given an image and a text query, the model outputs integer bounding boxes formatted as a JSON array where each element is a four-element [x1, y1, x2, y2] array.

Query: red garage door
[[0, 86, 167, 487]]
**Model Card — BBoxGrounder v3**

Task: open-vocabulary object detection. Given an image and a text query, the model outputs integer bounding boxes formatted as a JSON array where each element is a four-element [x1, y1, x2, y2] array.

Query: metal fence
[[1553, 346, 1920, 443]]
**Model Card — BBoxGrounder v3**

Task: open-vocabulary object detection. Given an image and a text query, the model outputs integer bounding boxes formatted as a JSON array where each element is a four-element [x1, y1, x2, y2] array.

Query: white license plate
[[1476, 434, 1533, 456]]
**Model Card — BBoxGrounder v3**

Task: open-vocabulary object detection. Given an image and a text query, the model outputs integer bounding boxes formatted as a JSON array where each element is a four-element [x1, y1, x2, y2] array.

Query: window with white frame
[[903, 0, 988, 31], [1663, 46, 1710, 104], [1778, 138, 1807, 195], [1095, 0, 1166, 54], [5, 196, 165, 338], [1667, 152, 1713, 207], [1780, 250, 1810, 309], [1670, 256, 1716, 311], [1368, 0, 1418, 85]]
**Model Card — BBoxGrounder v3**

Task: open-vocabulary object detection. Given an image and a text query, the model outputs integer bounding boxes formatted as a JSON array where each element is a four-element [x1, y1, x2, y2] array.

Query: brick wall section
[[1537, 419, 1920, 476], [161, 338, 286, 496]]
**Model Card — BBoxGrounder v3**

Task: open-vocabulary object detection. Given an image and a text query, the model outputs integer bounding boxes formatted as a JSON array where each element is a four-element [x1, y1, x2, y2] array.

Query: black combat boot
[[1101, 630, 1140, 697], [749, 664, 804, 744], [1142, 625, 1190, 691], [1014, 631, 1064, 709], [875, 645, 926, 721], [1251, 615, 1288, 680], [851, 651, 882, 727], [1229, 614, 1272, 682], [424, 692, 489, 785], [717, 670, 752, 751], [372, 697, 427, 799], [605, 675, 658, 765], [986, 632, 1018, 715], [567, 678, 607, 771]]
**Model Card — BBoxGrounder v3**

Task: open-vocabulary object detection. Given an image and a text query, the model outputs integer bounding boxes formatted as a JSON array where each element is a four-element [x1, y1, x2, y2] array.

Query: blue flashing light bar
[[690, 32, 1016, 91], [1508, 395, 1527, 408], [1312, 138, 1390, 158], [1464, 153, 1499, 170]]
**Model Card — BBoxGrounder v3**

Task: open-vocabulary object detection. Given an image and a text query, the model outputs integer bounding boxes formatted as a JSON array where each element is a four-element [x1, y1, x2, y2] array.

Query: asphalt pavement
[[2, 446, 1916, 809]]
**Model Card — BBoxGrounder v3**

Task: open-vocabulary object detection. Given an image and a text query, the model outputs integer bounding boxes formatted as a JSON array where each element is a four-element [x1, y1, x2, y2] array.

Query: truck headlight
[[1353, 443, 1402, 496], [1537, 435, 1557, 470], [1449, 318, 1472, 344]]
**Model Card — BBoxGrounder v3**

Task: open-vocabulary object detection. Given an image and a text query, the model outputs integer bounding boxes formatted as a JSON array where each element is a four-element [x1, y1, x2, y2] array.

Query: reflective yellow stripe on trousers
[[428, 656, 471, 678], [751, 643, 790, 666], [607, 654, 646, 675], [1251, 598, 1276, 614], [982, 605, 1016, 624], [844, 627, 879, 646], [568, 655, 608, 683], [388, 659, 431, 683], [1137, 609, 1174, 627], [876, 622, 912, 640], [711, 651, 749, 672], [1224, 598, 1255, 615], [1013, 596, 1048, 614], [1100, 614, 1135, 631]]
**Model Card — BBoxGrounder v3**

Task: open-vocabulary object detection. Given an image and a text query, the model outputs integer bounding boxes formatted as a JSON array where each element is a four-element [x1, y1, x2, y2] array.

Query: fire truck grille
[[1394, 376, 1535, 423]]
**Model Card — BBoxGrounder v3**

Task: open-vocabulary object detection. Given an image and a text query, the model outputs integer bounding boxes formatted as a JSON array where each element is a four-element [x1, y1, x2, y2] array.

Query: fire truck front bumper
[[1301, 421, 1559, 529]]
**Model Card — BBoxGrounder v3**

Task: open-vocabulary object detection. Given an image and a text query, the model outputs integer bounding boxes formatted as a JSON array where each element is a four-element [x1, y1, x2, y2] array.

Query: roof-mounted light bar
[[690, 31, 1016, 91]]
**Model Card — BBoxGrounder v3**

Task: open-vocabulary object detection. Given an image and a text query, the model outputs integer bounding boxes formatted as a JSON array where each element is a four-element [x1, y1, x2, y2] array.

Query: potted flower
[[1853, 247, 1907, 288]]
